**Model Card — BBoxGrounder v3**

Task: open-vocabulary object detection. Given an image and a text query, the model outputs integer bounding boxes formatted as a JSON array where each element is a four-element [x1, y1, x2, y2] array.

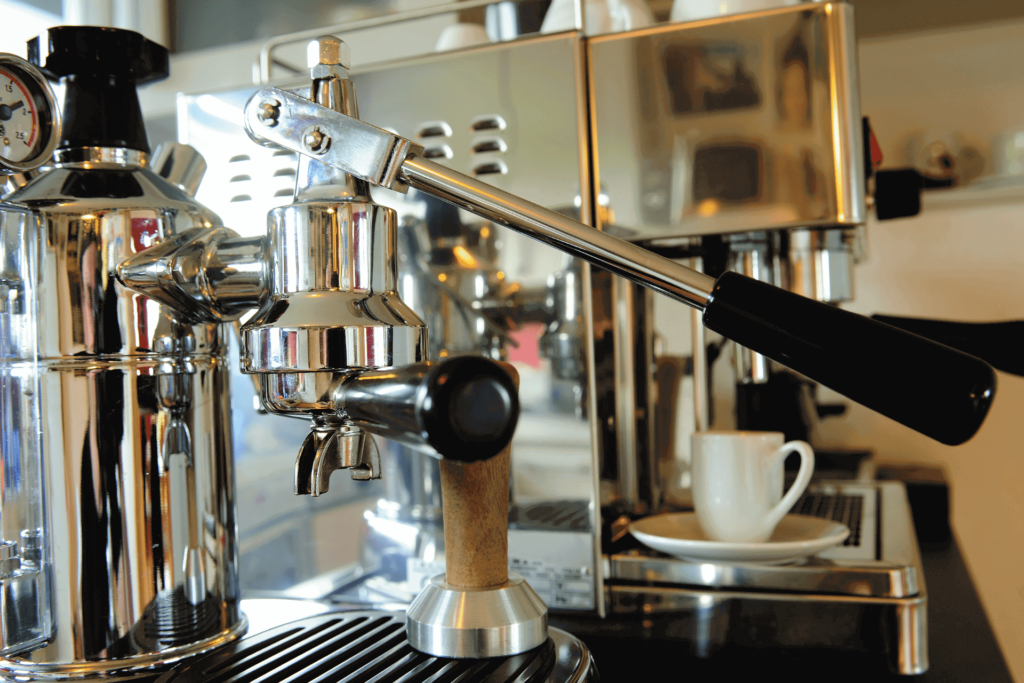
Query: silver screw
[[307, 35, 349, 69], [304, 128, 329, 154], [257, 100, 280, 126]]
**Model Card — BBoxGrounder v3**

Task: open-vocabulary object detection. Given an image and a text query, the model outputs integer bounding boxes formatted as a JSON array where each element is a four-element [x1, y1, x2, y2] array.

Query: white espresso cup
[[691, 431, 814, 543]]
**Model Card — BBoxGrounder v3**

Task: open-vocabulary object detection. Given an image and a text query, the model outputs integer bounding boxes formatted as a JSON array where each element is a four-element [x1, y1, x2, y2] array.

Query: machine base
[[406, 573, 548, 658], [155, 609, 594, 683]]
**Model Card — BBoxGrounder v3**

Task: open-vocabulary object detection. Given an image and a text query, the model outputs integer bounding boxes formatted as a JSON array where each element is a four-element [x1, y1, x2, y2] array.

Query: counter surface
[[552, 501, 1014, 681], [68, 474, 1014, 682]]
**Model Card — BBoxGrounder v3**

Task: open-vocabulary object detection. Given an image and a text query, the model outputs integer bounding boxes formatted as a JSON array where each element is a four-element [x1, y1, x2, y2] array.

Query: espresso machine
[[168, 0, 992, 670], [0, 24, 583, 681], [0, 5, 999, 681]]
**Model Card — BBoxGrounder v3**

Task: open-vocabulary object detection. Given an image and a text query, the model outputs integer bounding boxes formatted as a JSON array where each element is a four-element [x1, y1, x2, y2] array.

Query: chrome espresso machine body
[[0, 29, 247, 678], [167, 3, 992, 676], [0, 5, 999, 680], [179, 0, 864, 608], [1, 23, 530, 679]]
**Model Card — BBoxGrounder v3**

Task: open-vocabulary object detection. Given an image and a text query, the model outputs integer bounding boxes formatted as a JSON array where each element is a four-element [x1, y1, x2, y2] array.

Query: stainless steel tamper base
[[406, 572, 548, 658]]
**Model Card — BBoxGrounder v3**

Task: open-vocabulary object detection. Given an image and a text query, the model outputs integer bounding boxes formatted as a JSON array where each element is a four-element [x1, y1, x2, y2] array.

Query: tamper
[[406, 365, 548, 658]]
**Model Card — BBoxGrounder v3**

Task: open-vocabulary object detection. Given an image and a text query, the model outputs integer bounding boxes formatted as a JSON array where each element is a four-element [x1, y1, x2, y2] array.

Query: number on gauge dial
[[0, 67, 39, 164]]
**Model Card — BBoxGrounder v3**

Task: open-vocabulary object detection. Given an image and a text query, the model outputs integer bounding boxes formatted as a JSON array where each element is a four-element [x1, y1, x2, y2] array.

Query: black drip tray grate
[[792, 492, 863, 547], [156, 611, 565, 683]]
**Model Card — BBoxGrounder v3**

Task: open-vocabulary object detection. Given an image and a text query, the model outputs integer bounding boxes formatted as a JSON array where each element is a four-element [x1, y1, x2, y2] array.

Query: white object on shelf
[[670, 0, 802, 23], [435, 22, 491, 51], [541, 0, 654, 35]]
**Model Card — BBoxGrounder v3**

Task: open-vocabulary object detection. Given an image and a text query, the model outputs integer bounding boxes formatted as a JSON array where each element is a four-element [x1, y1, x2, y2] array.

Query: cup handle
[[764, 441, 815, 532]]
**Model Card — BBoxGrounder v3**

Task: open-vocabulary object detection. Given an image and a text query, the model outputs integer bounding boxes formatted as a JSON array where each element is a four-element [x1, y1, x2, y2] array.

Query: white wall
[[0, 1, 60, 56], [818, 20, 1024, 679]]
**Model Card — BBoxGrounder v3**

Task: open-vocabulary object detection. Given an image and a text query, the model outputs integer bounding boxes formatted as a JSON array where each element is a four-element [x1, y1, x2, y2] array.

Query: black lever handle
[[873, 315, 1024, 378], [29, 26, 169, 153], [703, 272, 995, 446], [335, 357, 519, 462]]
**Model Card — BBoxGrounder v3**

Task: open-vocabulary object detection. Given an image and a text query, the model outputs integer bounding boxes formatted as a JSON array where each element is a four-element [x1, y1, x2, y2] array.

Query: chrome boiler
[[0, 27, 246, 678]]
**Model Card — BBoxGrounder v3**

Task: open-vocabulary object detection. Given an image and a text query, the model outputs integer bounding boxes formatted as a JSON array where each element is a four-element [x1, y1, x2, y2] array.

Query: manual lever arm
[[244, 87, 995, 447]]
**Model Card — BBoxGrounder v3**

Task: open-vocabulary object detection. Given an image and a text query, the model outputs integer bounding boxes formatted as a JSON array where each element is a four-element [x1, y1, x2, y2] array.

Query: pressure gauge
[[0, 53, 60, 173]]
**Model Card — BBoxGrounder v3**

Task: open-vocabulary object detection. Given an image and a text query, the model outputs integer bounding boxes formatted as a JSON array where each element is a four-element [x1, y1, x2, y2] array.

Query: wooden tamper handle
[[439, 363, 518, 588], [406, 362, 546, 658]]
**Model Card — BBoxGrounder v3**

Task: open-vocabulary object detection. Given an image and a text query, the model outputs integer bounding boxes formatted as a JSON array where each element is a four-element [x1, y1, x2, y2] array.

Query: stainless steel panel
[[348, 34, 604, 615], [602, 481, 927, 674], [1, 165, 246, 676], [589, 3, 865, 241]]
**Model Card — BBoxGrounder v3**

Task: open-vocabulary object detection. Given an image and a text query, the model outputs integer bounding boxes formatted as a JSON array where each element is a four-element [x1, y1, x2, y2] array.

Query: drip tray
[[155, 610, 596, 683]]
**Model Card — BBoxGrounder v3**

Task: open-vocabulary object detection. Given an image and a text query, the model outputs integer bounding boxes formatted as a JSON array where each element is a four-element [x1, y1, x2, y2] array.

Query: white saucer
[[629, 513, 850, 564]]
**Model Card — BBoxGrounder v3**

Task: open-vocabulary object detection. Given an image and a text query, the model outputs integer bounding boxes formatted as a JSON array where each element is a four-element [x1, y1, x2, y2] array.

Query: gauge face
[[0, 54, 59, 173], [0, 67, 40, 163]]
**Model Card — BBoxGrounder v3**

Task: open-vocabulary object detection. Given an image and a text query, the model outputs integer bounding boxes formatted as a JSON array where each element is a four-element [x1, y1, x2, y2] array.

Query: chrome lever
[[242, 90, 717, 311], [244, 86, 422, 192]]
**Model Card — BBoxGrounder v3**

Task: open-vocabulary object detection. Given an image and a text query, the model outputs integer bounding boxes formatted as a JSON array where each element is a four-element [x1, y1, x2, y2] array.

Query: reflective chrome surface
[[121, 40, 434, 494], [240, 38, 428, 434], [399, 155, 718, 309], [294, 418, 383, 494], [333, 359, 519, 461], [151, 142, 208, 197], [117, 226, 267, 323], [728, 232, 774, 384], [785, 227, 856, 303], [241, 93, 719, 309], [0, 201, 51, 658], [1, 155, 246, 676], [589, 2, 864, 241], [276, 32, 592, 607], [406, 572, 548, 658], [245, 86, 419, 191], [53, 146, 148, 167], [0, 54, 61, 175], [241, 199, 425, 376], [155, 606, 597, 683], [342, 34, 601, 613], [254, 0, 553, 84], [182, 6, 868, 630], [605, 481, 928, 675]]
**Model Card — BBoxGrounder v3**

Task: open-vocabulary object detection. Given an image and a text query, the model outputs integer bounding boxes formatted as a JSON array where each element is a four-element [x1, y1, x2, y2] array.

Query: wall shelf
[[921, 175, 1024, 211]]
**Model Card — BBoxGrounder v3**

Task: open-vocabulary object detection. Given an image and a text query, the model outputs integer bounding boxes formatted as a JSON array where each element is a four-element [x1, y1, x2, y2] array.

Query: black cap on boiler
[[28, 26, 169, 154]]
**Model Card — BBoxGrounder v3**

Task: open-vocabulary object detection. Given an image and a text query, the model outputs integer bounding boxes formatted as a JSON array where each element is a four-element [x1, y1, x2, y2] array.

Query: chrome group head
[[118, 37, 522, 496]]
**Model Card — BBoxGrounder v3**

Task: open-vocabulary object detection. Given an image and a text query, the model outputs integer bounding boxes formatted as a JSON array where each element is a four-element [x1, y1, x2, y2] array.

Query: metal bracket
[[244, 87, 422, 192]]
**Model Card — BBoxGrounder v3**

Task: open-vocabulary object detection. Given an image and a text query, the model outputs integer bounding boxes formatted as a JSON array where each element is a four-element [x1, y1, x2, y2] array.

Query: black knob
[[874, 168, 955, 221], [28, 26, 170, 153], [337, 358, 520, 462]]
